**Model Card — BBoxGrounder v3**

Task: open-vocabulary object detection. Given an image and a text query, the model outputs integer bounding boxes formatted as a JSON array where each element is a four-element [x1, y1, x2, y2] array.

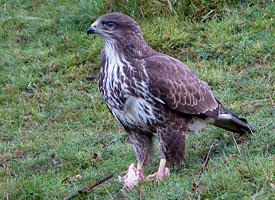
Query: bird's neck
[[103, 35, 155, 59]]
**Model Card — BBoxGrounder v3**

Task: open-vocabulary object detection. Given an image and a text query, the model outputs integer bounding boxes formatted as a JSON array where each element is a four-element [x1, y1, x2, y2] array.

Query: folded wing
[[145, 55, 218, 115]]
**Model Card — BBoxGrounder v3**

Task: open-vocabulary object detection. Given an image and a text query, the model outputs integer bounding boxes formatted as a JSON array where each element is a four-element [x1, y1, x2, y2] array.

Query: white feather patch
[[218, 114, 233, 120], [187, 117, 215, 133], [112, 96, 156, 131], [187, 117, 205, 133]]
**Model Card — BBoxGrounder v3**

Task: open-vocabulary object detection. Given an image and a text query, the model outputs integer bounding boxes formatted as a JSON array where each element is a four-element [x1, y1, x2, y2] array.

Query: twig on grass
[[63, 173, 113, 200], [199, 142, 215, 172], [0, 156, 12, 165]]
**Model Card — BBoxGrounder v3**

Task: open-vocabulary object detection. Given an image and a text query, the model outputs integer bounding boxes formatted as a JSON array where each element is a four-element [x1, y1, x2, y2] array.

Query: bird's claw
[[146, 167, 169, 181]]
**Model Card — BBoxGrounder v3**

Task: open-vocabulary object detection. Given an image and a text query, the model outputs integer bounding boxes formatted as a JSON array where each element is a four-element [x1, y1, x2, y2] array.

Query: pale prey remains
[[87, 12, 253, 189]]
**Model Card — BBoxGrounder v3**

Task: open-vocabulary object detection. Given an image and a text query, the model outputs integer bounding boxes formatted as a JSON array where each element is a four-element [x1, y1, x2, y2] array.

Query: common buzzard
[[87, 12, 253, 189]]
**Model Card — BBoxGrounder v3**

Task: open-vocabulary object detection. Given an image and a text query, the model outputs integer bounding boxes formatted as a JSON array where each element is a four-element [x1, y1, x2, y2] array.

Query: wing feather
[[145, 55, 218, 115]]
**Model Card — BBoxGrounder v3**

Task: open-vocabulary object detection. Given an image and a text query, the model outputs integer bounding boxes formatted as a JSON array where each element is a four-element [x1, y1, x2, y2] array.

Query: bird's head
[[87, 12, 142, 42]]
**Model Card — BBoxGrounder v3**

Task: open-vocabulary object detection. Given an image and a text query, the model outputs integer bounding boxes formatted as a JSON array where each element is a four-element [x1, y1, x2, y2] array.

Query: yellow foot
[[146, 158, 169, 181], [146, 167, 169, 181]]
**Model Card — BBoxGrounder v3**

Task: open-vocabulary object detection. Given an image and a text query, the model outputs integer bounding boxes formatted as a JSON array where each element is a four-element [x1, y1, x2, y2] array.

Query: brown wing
[[145, 54, 218, 114]]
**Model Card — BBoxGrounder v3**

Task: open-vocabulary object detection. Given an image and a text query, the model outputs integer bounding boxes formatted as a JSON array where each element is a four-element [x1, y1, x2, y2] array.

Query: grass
[[0, 0, 274, 199]]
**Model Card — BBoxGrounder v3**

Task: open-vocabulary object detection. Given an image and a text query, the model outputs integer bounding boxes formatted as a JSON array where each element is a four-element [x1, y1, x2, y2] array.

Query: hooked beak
[[87, 21, 97, 34]]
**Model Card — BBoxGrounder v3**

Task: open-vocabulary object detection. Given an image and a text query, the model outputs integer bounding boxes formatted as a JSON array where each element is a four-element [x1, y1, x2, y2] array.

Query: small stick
[[63, 173, 113, 200], [200, 143, 215, 172], [80, 173, 113, 193], [0, 156, 12, 165]]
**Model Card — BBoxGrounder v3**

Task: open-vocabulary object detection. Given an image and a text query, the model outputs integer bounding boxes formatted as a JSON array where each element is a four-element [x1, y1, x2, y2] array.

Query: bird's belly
[[111, 96, 156, 131]]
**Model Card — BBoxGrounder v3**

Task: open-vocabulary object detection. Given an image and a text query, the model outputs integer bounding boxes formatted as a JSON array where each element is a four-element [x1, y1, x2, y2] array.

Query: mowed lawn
[[0, 0, 274, 199]]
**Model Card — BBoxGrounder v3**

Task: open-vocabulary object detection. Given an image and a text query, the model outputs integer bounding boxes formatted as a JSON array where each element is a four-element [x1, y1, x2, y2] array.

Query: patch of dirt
[[16, 35, 33, 44], [191, 182, 207, 192], [15, 150, 27, 158], [0, 150, 28, 165], [32, 153, 61, 173]]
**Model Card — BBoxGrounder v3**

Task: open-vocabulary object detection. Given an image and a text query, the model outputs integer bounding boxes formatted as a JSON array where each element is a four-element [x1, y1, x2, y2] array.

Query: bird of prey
[[87, 12, 253, 189]]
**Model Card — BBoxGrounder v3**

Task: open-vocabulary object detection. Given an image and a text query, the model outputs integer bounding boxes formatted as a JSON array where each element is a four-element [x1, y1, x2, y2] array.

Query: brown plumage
[[87, 12, 254, 188]]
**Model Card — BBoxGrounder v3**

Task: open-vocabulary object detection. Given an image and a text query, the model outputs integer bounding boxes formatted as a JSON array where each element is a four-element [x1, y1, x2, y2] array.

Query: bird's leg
[[118, 131, 153, 189], [118, 162, 144, 189], [146, 158, 170, 181]]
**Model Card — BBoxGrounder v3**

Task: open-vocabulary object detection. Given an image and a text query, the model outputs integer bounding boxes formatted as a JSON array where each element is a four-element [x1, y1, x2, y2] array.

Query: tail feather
[[213, 107, 254, 134], [200, 99, 254, 134], [214, 114, 254, 134]]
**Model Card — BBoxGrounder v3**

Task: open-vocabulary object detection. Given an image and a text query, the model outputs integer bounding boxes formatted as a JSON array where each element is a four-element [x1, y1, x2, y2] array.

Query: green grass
[[0, 0, 274, 199]]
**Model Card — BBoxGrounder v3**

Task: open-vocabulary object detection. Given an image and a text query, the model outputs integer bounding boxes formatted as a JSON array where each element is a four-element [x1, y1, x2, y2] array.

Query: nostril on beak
[[87, 25, 95, 34]]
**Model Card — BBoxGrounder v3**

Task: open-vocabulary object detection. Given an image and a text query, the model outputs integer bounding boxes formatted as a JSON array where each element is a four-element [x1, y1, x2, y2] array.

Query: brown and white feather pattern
[[146, 55, 218, 115], [99, 40, 157, 132], [95, 12, 253, 164]]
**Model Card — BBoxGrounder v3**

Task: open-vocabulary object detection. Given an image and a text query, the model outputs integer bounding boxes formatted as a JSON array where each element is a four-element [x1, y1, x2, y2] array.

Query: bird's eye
[[106, 21, 115, 27]]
